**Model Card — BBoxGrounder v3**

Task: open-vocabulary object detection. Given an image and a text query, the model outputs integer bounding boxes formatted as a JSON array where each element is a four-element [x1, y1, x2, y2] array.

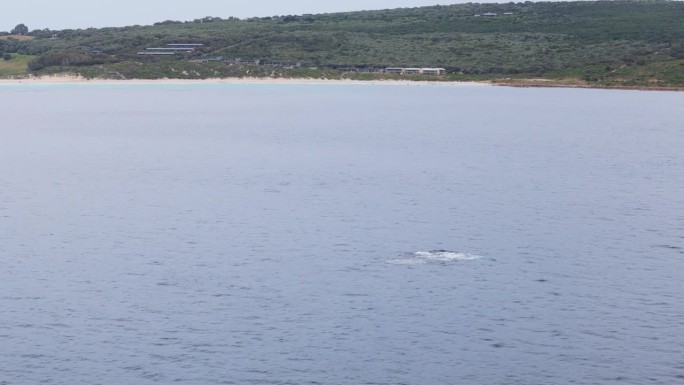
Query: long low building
[[421, 68, 447, 75], [137, 44, 202, 55], [137, 51, 175, 55], [385, 67, 446, 75], [146, 47, 196, 52]]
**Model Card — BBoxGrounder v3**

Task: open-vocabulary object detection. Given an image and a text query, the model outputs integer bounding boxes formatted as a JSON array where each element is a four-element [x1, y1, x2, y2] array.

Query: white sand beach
[[0, 74, 490, 87]]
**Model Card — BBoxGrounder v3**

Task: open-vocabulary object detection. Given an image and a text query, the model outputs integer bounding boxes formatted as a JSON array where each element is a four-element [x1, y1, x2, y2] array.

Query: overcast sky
[[1, 0, 509, 31]]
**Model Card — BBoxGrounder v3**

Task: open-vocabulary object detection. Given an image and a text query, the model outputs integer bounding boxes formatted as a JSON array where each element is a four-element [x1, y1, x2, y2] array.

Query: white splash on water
[[387, 250, 483, 265]]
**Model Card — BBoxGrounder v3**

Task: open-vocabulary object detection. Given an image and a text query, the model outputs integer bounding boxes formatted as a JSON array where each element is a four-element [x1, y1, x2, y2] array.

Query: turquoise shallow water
[[1, 83, 683, 384]]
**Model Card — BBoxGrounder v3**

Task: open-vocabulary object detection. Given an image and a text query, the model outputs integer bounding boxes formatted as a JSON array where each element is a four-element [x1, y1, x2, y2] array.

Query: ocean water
[[1, 82, 683, 385]]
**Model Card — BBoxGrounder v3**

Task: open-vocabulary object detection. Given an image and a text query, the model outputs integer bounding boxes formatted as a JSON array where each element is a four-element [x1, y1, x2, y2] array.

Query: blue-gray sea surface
[[1, 83, 683, 385]]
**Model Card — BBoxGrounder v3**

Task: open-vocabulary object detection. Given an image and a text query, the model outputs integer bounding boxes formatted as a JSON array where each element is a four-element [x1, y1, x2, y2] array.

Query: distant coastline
[[1, 75, 681, 92], [0, 74, 487, 87], [2, 2, 682, 91]]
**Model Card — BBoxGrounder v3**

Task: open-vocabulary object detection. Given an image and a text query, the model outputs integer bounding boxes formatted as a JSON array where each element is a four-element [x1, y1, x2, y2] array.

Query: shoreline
[[0, 74, 488, 87], [0, 74, 681, 92], [490, 79, 684, 92]]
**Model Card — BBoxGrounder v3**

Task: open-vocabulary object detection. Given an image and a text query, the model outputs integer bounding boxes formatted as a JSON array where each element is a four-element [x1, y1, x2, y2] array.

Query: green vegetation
[[1, 1, 682, 89], [0, 53, 36, 76]]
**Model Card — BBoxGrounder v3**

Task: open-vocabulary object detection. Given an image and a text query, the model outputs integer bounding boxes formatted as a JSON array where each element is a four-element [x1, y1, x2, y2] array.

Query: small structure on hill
[[138, 43, 203, 56]]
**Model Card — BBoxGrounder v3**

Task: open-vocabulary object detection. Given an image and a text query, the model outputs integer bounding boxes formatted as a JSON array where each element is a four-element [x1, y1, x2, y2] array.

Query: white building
[[420, 68, 446, 75], [384, 67, 447, 75]]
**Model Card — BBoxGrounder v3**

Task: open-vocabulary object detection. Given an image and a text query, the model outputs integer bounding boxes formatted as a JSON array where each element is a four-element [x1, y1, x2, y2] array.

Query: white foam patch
[[387, 250, 483, 265]]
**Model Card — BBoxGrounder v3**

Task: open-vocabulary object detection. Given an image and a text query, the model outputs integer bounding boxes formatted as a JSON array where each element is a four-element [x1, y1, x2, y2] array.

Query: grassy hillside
[[0, 35, 34, 42], [0, 53, 36, 76], [1, 1, 682, 88]]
